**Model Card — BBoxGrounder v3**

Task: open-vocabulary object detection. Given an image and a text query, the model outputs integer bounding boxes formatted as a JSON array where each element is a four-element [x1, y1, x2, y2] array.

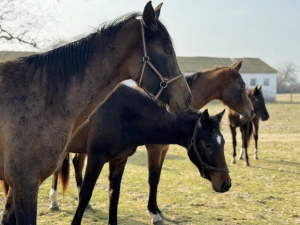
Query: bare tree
[[277, 61, 299, 93], [0, 0, 59, 51]]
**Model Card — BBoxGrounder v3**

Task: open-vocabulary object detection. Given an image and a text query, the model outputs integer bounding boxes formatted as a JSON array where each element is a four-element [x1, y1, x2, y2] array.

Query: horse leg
[[252, 118, 260, 160], [146, 144, 169, 225], [229, 125, 237, 164], [49, 170, 60, 210], [241, 122, 250, 166], [1, 188, 16, 225], [156, 144, 169, 219], [4, 179, 39, 225], [49, 152, 70, 211], [72, 153, 92, 209], [108, 158, 128, 225], [239, 125, 245, 160], [71, 153, 105, 225]]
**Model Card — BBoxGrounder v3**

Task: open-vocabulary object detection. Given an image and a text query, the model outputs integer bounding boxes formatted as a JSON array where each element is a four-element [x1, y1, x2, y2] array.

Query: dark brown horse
[[43, 60, 250, 223], [228, 85, 269, 166], [45, 59, 252, 218], [61, 84, 230, 225], [0, 2, 192, 224]]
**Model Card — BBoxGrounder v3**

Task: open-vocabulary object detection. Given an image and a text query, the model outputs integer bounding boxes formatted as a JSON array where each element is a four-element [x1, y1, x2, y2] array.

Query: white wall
[[241, 73, 277, 101]]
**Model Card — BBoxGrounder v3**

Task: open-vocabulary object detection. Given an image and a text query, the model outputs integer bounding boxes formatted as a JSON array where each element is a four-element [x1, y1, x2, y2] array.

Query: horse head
[[187, 109, 231, 193], [249, 85, 269, 121], [127, 1, 192, 114], [221, 59, 254, 120]]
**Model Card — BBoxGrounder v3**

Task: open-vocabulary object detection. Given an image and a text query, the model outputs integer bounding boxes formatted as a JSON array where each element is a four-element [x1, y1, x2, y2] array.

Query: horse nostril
[[222, 182, 231, 192], [262, 114, 269, 121], [186, 94, 192, 107]]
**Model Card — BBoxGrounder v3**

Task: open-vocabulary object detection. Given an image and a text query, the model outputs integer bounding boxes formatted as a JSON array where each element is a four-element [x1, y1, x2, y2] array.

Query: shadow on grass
[[252, 159, 300, 175], [263, 159, 300, 167], [57, 208, 149, 225]]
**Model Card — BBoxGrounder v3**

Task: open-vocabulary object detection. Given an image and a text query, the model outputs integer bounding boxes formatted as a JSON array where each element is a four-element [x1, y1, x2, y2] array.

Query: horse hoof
[[148, 211, 163, 225], [159, 212, 165, 220], [239, 156, 244, 160], [154, 221, 165, 225], [231, 158, 236, 164], [254, 156, 259, 160], [245, 162, 250, 167], [49, 205, 60, 211]]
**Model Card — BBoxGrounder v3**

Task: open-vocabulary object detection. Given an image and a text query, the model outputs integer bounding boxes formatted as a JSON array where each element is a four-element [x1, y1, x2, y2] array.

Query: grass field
[[1, 94, 299, 224]]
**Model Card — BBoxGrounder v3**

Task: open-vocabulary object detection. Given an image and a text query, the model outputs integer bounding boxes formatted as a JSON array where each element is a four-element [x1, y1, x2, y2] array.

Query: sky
[[4, 0, 300, 79]]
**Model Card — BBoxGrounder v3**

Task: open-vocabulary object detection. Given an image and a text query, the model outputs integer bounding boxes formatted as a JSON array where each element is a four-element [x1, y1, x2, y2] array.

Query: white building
[[177, 56, 277, 101]]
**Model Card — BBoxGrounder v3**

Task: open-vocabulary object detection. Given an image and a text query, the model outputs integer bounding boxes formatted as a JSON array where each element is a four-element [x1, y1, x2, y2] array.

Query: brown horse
[[0, 2, 192, 224], [61, 84, 230, 225], [228, 85, 269, 166]]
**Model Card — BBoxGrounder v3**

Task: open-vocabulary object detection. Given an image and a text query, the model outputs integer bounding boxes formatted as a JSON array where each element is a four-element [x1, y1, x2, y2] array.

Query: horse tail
[[1, 180, 9, 200], [247, 122, 254, 146], [58, 153, 70, 198]]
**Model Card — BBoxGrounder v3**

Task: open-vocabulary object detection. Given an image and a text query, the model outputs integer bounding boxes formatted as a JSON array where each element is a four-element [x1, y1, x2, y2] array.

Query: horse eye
[[252, 97, 258, 102], [206, 144, 212, 149], [164, 49, 172, 56]]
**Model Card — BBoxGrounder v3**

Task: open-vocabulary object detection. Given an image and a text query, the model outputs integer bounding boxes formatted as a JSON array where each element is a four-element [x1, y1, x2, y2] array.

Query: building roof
[[0, 51, 277, 73], [177, 56, 277, 73]]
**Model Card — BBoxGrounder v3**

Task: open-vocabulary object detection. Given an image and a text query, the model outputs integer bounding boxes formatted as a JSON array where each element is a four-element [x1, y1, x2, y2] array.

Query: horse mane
[[185, 67, 226, 86], [21, 12, 143, 97]]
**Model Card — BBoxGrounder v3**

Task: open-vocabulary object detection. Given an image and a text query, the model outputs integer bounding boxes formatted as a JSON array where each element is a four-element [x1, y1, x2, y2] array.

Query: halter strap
[[138, 19, 184, 101], [187, 119, 229, 178]]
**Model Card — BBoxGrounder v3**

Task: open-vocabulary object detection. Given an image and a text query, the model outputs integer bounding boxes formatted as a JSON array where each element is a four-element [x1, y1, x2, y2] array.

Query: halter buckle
[[142, 56, 150, 62], [201, 163, 208, 178], [160, 81, 168, 88], [191, 138, 196, 144]]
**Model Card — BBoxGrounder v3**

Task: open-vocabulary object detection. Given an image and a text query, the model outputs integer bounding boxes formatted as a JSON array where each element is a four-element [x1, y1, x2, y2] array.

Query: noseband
[[138, 19, 184, 101], [187, 119, 229, 178]]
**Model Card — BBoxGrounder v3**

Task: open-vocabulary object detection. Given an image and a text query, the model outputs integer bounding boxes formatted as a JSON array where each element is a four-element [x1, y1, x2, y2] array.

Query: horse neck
[[65, 25, 141, 131], [188, 69, 225, 109], [130, 101, 196, 147]]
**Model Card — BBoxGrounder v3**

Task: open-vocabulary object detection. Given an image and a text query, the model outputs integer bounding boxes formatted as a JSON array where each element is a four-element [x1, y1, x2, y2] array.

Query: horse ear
[[214, 109, 225, 123], [143, 1, 157, 28], [257, 84, 262, 90], [154, 3, 163, 21], [230, 59, 243, 73], [199, 109, 209, 125]]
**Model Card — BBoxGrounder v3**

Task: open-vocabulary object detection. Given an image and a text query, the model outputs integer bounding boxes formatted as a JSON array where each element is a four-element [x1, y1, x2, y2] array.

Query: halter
[[187, 119, 229, 178], [138, 19, 184, 101]]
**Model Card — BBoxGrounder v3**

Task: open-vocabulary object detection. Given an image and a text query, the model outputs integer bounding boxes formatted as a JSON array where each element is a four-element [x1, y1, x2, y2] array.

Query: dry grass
[[0, 95, 300, 224]]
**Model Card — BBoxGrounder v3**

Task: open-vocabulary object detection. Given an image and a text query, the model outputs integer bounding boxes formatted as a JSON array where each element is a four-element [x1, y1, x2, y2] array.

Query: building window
[[250, 78, 256, 86], [263, 78, 270, 86]]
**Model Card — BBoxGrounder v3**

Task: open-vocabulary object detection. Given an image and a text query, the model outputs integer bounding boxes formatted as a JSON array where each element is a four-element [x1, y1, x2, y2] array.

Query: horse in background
[[0, 2, 192, 224], [228, 85, 269, 166]]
